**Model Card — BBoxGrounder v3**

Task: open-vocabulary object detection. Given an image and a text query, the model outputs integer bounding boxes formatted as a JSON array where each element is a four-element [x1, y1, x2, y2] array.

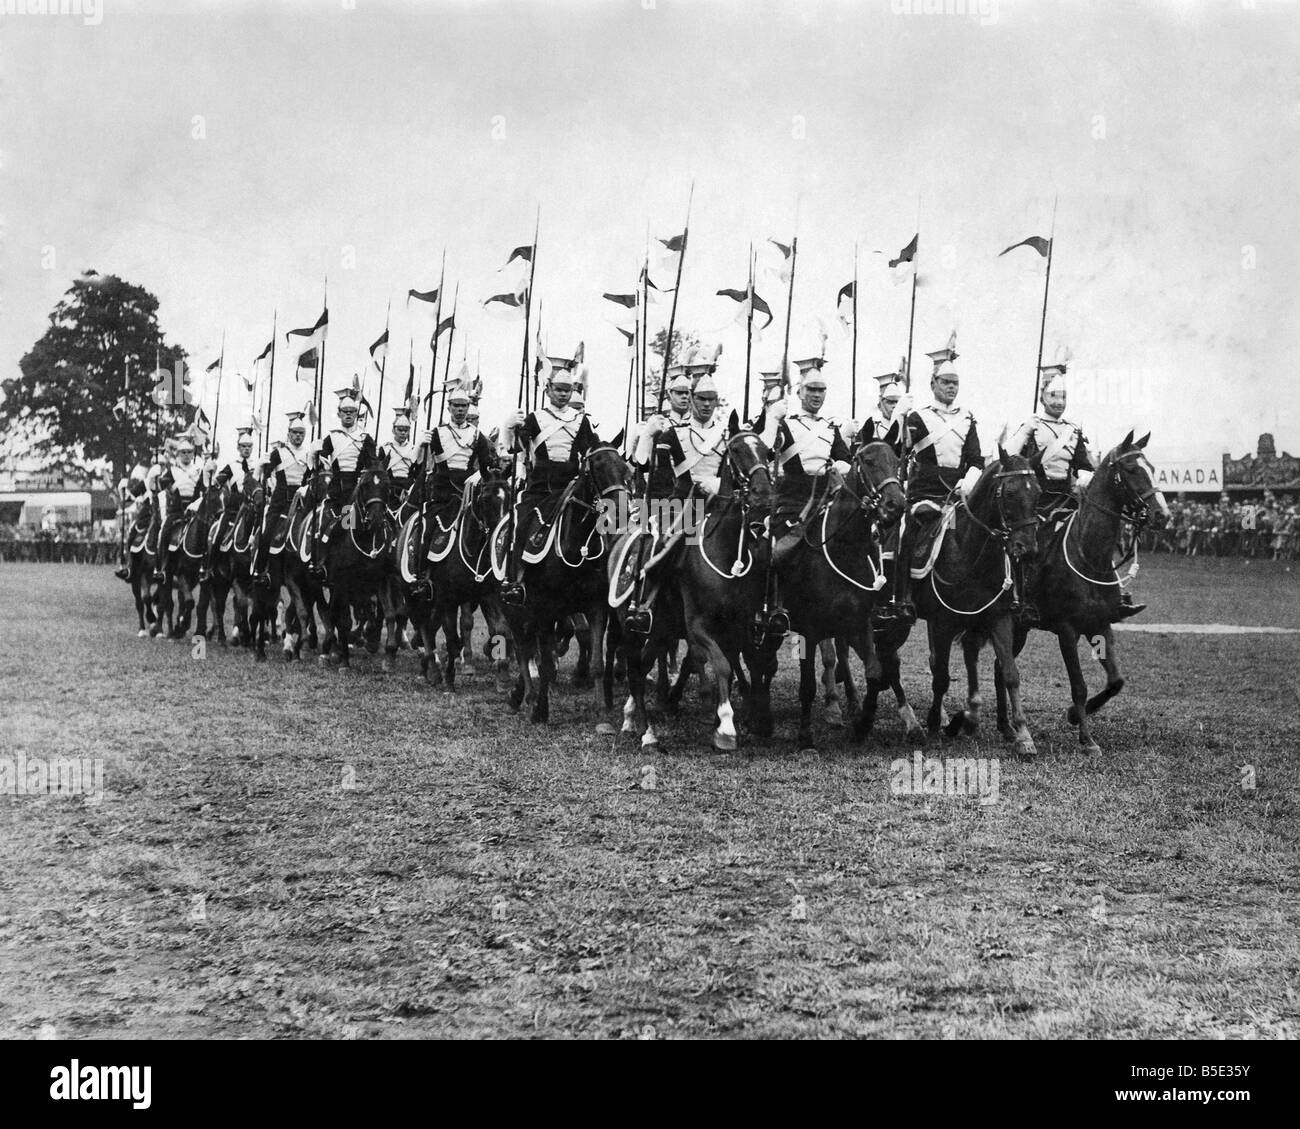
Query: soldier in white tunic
[[308, 386, 376, 579], [151, 436, 206, 581], [253, 411, 313, 586]]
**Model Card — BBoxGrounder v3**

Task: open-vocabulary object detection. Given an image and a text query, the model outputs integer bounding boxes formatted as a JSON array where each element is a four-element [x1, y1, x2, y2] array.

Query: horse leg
[[797, 648, 817, 751], [819, 637, 843, 728], [531, 624, 555, 724], [458, 601, 476, 673], [1056, 628, 1100, 753], [948, 633, 983, 737], [994, 656, 1014, 741], [1082, 625, 1125, 719], [572, 621, 594, 690], [991, 619, 1036, 758], [926, 624, 954, 736], [666, 647, 693, 709], [625, 636, 657, 748], [440, 602, 460, 692], [849, 630, 881, 743], [509, 625, 534, 712]]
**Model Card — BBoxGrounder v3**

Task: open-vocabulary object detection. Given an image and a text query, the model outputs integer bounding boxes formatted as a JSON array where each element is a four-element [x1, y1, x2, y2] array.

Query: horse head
[[579, 443, 634, 507], [850, 441, 905, 527], [471, 464, 512, 532], [967, 448, 1042, 563], [724, 429, 774, 513], [1099, 430, 1168, 531], [352, 463, 391, 531]]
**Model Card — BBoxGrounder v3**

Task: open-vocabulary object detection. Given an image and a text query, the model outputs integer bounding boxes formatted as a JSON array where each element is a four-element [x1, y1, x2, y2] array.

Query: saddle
[[608, 494, 692, 608], [519, 479, 580, 565], [128, 520, 151, 555], [426, 494, 467, 563], [396, 510, 423, 584], [908, 500, 958, 579]]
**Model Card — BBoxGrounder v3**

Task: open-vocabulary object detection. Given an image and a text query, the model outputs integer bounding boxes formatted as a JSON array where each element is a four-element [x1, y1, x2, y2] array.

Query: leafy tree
[[649, 327, 701, 363], [1, 271, 191, 480]]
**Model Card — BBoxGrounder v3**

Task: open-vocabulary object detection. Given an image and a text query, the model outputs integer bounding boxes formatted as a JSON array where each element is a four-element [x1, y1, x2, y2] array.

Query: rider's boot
[[1112, 590, 1146, 621], [500, 530, 527, 606], [114, 558, 131, 581]]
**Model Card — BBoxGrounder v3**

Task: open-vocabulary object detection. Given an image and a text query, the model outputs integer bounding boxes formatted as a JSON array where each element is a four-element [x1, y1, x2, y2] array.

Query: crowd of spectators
[[1141, 492, 1300, 559], [0, 519, 120, 563]]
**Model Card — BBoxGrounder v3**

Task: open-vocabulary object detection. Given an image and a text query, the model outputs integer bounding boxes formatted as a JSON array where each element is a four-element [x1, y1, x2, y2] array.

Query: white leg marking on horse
[[717, 699, 736, 739], [621, 694, 637, 733], [641, 725, 658, 748], [898, 704, 919, 732]]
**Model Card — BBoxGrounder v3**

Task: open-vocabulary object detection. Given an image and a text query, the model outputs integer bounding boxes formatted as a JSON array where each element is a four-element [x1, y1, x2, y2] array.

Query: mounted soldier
[[202, 424, 256, 582], [880, 341, 986, 624], [379, 407, 419, 500], [753, 356, 853, 632], [410, 380, 497, 599], [114, 465, 150, 581], [150, 435, 205, 583], [621, 362, 723, 633], [1008, 361, 1143, 622], [252, 410, 312, 587], [853, 372, 906, 456], [308, 384, 376, 581], [499, 361, 601, 606]]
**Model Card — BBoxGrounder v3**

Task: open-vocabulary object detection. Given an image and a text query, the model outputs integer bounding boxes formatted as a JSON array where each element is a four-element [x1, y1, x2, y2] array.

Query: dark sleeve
[[513, 414, 539, 454], [319, 435, 335, 459], [963, 417, 985, 471], [158, 468, 176, 491], [1071, 428, 1094, 473], [904, 410, 925, 449], [663, 427, 687, 479], [215, 464, 234, 486]]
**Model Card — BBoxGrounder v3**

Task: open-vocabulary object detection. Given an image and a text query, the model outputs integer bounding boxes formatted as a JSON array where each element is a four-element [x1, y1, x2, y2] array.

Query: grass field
[[1, 556, 1297, 1039]]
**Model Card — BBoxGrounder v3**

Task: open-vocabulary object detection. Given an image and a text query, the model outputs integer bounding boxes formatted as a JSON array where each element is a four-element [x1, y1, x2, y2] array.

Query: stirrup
[[411, 577, 433, 599], [756, 606, 789, 641], [114, 566, 131, 581], [253, 570, 271, 588], [626, 606, 653, 635], [1016, 603, 1041, 628], [501, 581, 527, 606]]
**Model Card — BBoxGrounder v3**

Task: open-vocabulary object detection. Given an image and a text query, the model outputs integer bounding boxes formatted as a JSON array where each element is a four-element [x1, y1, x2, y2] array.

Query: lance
[[519, 208, 540, 415], [622, 316, 636, 453], [850, 244, 859, 420], [743, 243, 755, 422], [425, 250, 448, 430], [315, 275, 328, 441], [656, 183, 693, 415], [262, 310, 278, 452], [438, 283, 460, 427], [119, 355, 130, 564], [370, 298, 391, 444], [779, 235, 798, 397], [210, 328, 226, 454], [153, 342, 161, 461], [1031, 195, 1059, 409], [893, 217, 921, 611]]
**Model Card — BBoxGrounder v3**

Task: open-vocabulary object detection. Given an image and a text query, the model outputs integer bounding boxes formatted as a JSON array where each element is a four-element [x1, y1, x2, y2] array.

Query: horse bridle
[[1085, 451, 1159, 532], [725, 432, 772, 511], [962, 468, 1041, 547]]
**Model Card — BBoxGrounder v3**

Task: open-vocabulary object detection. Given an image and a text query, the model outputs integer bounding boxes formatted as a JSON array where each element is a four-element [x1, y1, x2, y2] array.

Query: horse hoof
[[1066, 706, 1081, 726], [961, 717, 978, 738], [530, 708, 549, 725], [641, 730, 659, 748], [712, 730, 737, 752], [136, 628, 148, 638], [906, 727, 927, 746], [508, 688, 523, 712], [1080, 741, 1102, 755], [255, 652, 267, 664], [318, 654, 330, 666], [824, 701, 844, 728], [572, 675, 594, 690], [1015, 737, 1038, 759], [595, 722, 617, 736], [381, 659, 394, 674]]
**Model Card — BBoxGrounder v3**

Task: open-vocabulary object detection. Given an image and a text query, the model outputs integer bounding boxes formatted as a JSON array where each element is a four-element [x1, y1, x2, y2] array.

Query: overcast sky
[[2, 0, 1297, 465]]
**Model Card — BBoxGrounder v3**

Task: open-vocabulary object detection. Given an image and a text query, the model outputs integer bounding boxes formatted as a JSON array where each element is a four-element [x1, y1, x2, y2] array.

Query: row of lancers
[[116, 333, 1160, 752]]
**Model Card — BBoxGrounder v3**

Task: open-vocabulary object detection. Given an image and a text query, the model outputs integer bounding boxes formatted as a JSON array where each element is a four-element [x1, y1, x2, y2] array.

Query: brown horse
[[123, 494, 160, 637], [912, 449, 1042, 757], [671, 426, 780, 751], [415, 465, 512, 692], [157, 481, 224, 641], [501, 442, 633, 725], [993, 431, 1169, 753], [777, 441, 905, 750], [317, 463, 399, 670]]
